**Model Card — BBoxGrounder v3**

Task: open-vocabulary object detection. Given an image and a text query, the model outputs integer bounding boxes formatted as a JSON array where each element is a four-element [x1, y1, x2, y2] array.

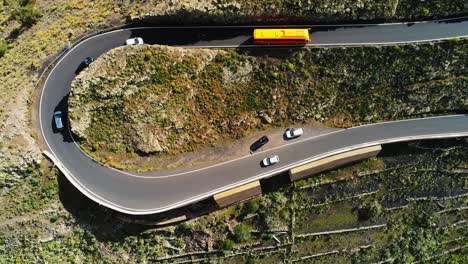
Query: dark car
[[82, 57, 94, 67], [76, 57, 94, 73], [250, 136, 269, 152]]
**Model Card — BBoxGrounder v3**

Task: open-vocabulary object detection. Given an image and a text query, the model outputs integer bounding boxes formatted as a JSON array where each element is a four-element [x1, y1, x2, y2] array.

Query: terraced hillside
[[1, 138, 467, 262]]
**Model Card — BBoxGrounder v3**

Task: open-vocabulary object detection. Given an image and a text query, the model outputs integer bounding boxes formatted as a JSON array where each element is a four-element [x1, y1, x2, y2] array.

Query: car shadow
[[74, 62, 86, 75]]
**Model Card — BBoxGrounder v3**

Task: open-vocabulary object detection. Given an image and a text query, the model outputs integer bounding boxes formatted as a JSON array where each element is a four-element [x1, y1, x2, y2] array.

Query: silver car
[[54, 111, 63, 130]]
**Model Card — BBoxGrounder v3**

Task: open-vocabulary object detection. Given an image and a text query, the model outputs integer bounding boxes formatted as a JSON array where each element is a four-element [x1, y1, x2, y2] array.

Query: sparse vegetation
[[0, 39, 7, 57], [11, 2, 42, 28], [242, 199, 260, 215], [2, 138, 466, 262], [175, 222, 193, 236], [233, 223, 252, 243], [1, 0, 467, 262], [222, 239, 236, 250], [357, 200, 383, 221], [132, 0, 468, 23]]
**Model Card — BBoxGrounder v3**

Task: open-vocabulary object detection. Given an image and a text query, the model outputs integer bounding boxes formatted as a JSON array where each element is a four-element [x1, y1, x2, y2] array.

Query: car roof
[[269, 156, 279, 162], [55, 113, 63, 128]]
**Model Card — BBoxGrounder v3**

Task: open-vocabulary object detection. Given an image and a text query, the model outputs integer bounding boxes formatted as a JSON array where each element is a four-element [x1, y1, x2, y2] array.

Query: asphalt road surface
[[39, 19, 468, 214]]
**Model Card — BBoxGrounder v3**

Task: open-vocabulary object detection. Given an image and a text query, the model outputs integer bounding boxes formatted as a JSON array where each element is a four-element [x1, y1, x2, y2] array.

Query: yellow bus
[[253, 28, 310, 45]]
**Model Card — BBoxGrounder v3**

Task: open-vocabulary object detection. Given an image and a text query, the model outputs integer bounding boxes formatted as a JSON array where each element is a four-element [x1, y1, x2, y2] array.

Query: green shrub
[[448, 37, 461, 43], [357, 200, 383, 221], [0, 40, 7, 58], [19, 0, 33, 6], [221, 239, 236, 250], [175, 222, 192, 236], [233, 223, 251, 243], [144, 50, 153, 61], [49, 214, 59, 223], [13, 4, 43, 28], [279, 208, 289, 219], [242, 200, 260, 214], [91, 143, 100, 151], [261, 233, 273, 241], [69, 112, 77, 120], [30, 60, 40, 70]]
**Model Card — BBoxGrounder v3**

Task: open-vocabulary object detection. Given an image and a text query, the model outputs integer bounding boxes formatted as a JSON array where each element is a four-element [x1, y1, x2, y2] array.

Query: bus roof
[[253, 29, 310, 41]]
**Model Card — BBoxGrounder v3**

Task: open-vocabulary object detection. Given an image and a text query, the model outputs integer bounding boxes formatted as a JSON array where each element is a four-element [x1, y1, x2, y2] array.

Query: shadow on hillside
[[56, 167, 293, 242], [57, 172, 220, 242], [55, 137, 467, 241], [126, 9, 319, 27], [124, 7, 468, 27]]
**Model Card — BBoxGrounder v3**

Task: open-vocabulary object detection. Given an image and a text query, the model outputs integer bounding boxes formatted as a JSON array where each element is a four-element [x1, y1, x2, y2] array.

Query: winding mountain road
[[39, 19, 468, 215]]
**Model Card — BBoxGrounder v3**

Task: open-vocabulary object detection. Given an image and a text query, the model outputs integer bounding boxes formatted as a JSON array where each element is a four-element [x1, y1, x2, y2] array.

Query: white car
[[126, 37, 144, 46], [284, 128, 304, 139], [261, 155, 280, 167]]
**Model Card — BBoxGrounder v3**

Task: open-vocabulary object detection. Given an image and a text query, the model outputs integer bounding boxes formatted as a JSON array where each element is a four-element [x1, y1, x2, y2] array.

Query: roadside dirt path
[[116, 121, 341, 171]]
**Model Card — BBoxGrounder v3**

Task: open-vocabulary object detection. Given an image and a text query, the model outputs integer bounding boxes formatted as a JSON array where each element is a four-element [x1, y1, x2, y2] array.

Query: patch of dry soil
[[112, 120, 341, 171]]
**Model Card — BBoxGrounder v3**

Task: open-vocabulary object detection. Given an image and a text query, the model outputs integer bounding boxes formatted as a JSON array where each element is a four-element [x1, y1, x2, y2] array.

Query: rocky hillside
[[69, 41, 468, 166], [69, 46, 227, 155]]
